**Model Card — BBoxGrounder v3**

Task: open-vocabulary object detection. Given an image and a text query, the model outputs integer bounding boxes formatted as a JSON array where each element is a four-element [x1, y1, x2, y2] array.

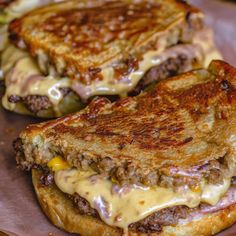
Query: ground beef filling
[[8, 94, 52, 113], [71, 192, 189, 233], [23, 95, 51, 113], [130, 54, 193, 95], [67, 153, 225, 188], [14, 136, 227, 189], [73, 194, 99, 218], [7, 87, 73, 114], [129, 205, 189, 233]]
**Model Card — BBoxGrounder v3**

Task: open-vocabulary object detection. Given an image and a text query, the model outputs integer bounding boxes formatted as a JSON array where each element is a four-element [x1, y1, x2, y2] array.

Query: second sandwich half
[[1, 0, 221, 117]]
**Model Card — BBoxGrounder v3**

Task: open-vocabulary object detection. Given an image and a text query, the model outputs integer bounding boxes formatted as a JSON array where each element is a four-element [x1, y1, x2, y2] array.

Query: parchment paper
[[1, 1, 236, 235]]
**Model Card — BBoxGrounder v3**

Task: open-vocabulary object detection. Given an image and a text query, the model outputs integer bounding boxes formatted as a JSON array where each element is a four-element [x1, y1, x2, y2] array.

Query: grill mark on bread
[[41, 2, 164, 53]]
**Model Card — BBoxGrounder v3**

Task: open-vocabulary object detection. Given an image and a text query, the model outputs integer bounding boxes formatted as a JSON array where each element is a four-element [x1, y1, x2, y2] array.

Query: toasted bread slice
[[14, 60, 236, 188], [9, 0, 203, 80]]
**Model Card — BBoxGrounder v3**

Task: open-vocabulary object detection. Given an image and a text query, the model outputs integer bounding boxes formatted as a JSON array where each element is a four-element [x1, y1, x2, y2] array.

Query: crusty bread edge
[[32, 169, 236, 236]]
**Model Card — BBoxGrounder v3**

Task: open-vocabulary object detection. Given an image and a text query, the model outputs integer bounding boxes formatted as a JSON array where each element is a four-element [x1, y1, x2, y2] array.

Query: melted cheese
[[192, 27, 222, 67], [47, 156, 70, 171], [71, 28, 222, 100], [54, 168, 230, 231], [1, 45, 71, 115], [72, 43, 204, 100], [1, 44, 28, 74], [201, 180, 230, 205], [1, 43, 199, 111]]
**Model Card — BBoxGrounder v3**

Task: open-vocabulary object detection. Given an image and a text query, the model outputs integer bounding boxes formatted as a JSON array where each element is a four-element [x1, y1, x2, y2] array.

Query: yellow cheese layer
[[72, 43, 204, 100], [1, 44, 71, 116], [54, 168, 230, 231], [1, 42, 202, 107], [47, 156, 70, 171]]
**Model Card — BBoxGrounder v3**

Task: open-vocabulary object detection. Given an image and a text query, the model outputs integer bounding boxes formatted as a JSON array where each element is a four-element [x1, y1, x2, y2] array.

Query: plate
[[0, 0, 236, 235]]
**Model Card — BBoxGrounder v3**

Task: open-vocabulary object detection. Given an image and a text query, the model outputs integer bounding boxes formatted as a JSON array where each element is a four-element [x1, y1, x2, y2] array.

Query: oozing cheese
[[192, 27, 222, 67], [1, 42, 202, 108], [54, 168, 230, 231], [1, 45, 71, 115], [72, 43, 203, 100], [1, 44, 28, 75], [47, 156, 70, 171]]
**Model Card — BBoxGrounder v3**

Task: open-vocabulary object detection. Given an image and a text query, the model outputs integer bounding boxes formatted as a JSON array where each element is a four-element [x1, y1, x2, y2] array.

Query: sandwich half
[[1, 0, 221, 117], [14, 60, 236, 235]]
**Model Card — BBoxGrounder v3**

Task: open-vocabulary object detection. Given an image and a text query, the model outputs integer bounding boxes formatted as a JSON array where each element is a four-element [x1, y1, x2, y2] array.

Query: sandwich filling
[[55, 168, 230, 230], [48, 157, 232, 231]]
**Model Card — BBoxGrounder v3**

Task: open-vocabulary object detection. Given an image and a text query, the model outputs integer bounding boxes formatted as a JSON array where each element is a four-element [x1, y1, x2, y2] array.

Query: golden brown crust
[[9, 0, 203, 81], [32, 169, 236, 236]]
